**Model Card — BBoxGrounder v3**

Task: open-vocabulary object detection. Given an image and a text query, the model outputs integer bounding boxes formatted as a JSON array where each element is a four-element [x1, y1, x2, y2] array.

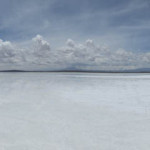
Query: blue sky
[[0, 0, 150, 70], [0, 0, 150, 51]]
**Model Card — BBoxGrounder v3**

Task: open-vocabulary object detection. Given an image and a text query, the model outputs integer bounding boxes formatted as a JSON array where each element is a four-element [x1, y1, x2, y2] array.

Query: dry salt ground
[[0, 72, 150, 150]]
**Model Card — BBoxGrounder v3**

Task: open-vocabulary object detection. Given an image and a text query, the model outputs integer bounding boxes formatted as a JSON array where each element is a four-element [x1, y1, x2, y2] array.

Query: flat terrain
[[0, 73, 150, 150]]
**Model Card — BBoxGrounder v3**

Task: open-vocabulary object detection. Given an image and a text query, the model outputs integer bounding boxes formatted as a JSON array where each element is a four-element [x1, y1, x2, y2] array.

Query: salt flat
[[0, 73, 150, 150]]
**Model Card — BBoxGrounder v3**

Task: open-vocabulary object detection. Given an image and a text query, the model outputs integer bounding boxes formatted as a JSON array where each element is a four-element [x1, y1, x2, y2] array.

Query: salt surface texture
[[0, 73, 150, 150]]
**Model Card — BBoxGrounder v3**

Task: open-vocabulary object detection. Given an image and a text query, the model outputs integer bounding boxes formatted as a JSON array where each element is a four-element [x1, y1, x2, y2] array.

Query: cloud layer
[[0, 35, 150, 71]]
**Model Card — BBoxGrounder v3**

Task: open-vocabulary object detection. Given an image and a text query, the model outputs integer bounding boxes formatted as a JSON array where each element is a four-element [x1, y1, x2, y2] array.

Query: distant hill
[[129, 68, 150, 73], [0, 68, 150, 73]]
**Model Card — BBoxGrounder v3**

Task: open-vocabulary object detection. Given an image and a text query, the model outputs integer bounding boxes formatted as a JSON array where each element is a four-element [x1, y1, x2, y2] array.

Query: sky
[[0, 0, 150, 71]]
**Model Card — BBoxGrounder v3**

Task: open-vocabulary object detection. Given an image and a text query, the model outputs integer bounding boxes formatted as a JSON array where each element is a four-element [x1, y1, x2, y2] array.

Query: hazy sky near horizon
[[0, 0, 150, 70]]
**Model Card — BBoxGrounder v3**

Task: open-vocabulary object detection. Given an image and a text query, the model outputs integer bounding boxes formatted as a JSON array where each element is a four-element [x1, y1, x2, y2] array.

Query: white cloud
[[0, 39, 21, 63], [32, 35, 51, 58], [0, 35, 150, 71]]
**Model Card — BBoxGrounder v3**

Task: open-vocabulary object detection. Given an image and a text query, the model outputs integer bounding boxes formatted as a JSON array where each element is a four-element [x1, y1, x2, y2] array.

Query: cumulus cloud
[[0, 39, 22, 64], [0, 35, 150, 71], [32, 35, 51, 56]]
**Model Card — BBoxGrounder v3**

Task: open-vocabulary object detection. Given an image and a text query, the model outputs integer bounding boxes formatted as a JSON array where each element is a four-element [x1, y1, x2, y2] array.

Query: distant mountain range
[[1, 68, 150, 73]]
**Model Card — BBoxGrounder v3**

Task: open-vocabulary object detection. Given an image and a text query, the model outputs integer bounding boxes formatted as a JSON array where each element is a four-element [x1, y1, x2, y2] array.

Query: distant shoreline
[[0, 70, 150, 73]]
